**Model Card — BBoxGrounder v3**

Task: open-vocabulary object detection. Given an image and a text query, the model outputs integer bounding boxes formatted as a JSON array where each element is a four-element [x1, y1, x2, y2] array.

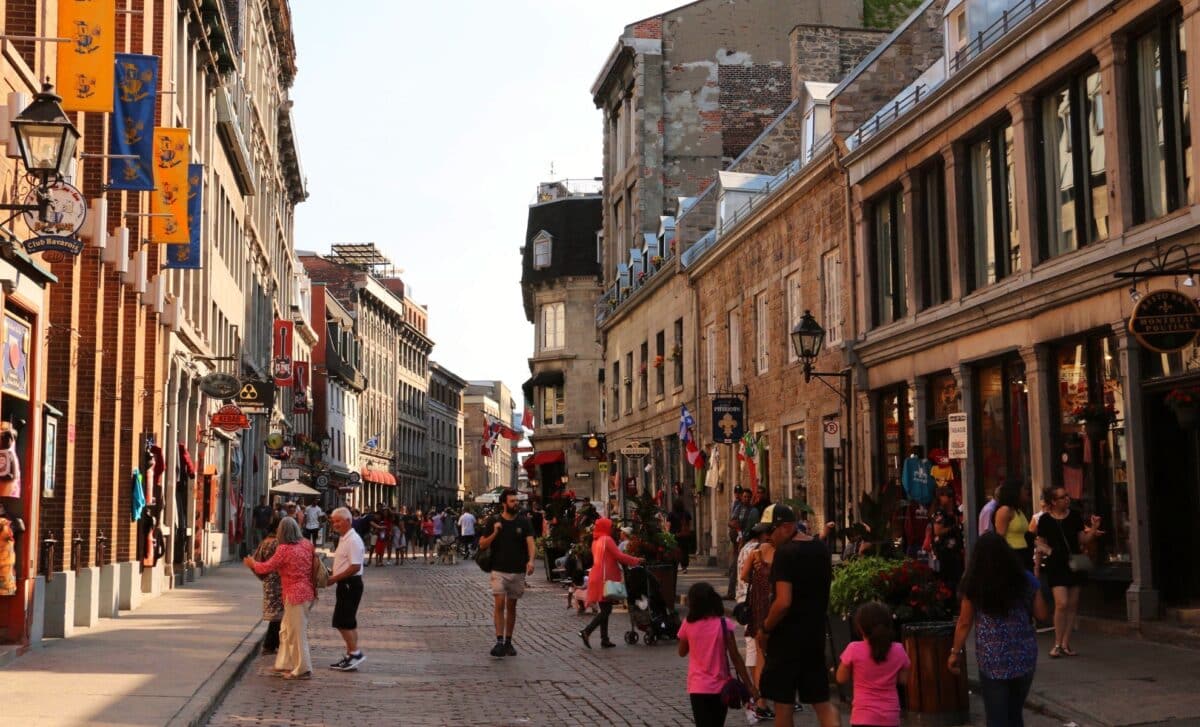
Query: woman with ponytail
[[836, 602, 910, 727]]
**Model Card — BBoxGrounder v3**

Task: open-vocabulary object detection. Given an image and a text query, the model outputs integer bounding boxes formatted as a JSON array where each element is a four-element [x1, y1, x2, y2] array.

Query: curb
[[165, 619, 266, 727]]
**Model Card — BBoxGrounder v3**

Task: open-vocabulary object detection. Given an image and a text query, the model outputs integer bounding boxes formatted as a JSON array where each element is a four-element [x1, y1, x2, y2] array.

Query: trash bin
[[901, 621, 969, 726]]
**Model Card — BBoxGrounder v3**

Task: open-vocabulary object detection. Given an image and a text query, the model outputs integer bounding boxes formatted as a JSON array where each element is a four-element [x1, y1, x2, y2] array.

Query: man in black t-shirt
[[477, 489, 535, 659], [759, 504, 839, 727]]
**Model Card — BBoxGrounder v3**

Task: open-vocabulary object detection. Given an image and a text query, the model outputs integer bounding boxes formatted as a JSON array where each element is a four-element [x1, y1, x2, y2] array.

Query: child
[[677, 582, 759, 727], [836, 601, 911, 727], [392, 520, 406, 565]]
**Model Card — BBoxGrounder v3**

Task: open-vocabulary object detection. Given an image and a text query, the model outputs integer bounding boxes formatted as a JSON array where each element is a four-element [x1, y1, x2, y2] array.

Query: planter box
[[645, 562, 678, 610], [901, 621, 969, 726]]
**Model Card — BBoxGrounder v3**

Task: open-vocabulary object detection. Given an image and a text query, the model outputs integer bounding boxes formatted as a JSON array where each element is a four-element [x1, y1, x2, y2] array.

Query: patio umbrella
[[272, 480, 319, 496]]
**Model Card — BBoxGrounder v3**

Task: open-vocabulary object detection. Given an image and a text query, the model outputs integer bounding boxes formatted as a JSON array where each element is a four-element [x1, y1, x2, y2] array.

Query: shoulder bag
[[475, 542, 494, 573], [602, 544, 627, 601], [311, 551, 330, 590], [1059, 515, 1094, 573], [718, 616, 752, 708]]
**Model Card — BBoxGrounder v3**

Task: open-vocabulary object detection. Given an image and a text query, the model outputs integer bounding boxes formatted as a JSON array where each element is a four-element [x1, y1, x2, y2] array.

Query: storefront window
[[1051, 334, 1130, 566], [789, 426, 806, 502], [926, 372, 962, 450], [974, 357, 1031, 511], [876, 385, 914, 491]]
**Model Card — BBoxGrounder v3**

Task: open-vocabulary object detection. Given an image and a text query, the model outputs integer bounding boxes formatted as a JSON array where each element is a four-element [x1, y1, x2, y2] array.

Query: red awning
[[522, 450, 565, 473], [361, 468, 397, 486]]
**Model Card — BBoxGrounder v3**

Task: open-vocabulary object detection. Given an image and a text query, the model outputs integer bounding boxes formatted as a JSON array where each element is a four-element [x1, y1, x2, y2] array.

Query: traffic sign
[[620, 441, 650, 457], [210, 404, 249, 432]]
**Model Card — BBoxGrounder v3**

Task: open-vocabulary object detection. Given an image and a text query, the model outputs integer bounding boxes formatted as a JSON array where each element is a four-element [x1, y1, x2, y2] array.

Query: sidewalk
[[2, 564, 263, 727], [678, 563, 1200, 726]]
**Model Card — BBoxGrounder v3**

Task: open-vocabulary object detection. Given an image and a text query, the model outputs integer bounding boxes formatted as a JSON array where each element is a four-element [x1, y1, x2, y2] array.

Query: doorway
[[1144, 388, 1200, 605]]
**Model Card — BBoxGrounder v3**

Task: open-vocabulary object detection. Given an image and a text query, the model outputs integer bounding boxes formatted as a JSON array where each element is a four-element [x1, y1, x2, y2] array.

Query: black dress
[[1040, 510, 1087, 588]]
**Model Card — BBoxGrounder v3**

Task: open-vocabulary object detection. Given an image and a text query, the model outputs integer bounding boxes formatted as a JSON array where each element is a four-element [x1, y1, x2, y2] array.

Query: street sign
[[822, 418, 840, 449], [948, 413, 968, 460], [348, 471, 362, 484], [1128, 290, 1200, 353], [210, 404, 249, 432], [620, 441, 650, 457], [199, 372, 240, 400]]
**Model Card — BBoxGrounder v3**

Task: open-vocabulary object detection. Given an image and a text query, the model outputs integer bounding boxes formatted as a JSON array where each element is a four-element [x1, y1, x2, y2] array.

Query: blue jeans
[[978, 672, 1034, 726]]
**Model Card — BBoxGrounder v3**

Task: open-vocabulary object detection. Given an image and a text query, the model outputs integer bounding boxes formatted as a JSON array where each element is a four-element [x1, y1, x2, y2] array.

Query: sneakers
[[754, 705, 775, 720], [503, 642, 517, 657], [330, 652, 366, 671], [745, 707, 760, 724], [489, 642, 506, 658]]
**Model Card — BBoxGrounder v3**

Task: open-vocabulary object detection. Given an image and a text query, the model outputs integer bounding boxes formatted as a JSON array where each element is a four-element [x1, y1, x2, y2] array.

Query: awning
[[361, 468, 397, 486], [522, 449, 565, 473], [522, 370, 564, 402]]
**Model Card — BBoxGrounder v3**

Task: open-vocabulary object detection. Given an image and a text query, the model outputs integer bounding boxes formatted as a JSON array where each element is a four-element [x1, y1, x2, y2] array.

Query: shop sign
[[1128, 290, 1200, 353], [1, 313, 31, 400], [598, 461, 609, 473], [210, 404, 249, 432], [348, 471, 362, 485], [620, 441, 650, 457], [315, 474, 330, 489], [236, 379, 275, 413], [947, 413, 968, 461], [198, 372, 240, 400], [712, 397, 745, 443], [280, 466, 300, 481], [574, 472, 592, 479], [23, 182, 87, 237], [272, 320, 294, 385]]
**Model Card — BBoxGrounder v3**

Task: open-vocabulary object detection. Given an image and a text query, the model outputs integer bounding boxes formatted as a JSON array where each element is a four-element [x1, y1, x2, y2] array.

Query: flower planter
[[901, 621, 969, 727], [1173, 405, 1200, 430]]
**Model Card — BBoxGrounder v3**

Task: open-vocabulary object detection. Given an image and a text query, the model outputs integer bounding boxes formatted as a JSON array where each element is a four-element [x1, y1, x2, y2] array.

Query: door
[[1145, 389, 1200, 604]]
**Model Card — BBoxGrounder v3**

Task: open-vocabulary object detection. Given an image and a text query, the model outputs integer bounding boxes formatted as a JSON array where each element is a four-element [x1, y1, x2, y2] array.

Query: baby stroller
[[623, 565, 681, 645]]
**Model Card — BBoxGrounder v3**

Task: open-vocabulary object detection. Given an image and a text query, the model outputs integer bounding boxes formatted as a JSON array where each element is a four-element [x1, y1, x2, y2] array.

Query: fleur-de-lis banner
[[108, 53, 158, 191], [57, 0, 116, 112], [150, 128, 190, 243], [165, 163, 203, 269]]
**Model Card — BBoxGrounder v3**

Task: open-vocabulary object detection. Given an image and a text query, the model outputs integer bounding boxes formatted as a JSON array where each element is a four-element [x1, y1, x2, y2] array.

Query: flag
[[521, 406, 533, 430], [741, 432, 759, 490], [151, 128, 190, 243], [109, 53, 157, 190], [165, 163, 202, 269], [485, 415, 523, 441], [365, 433, 380, 449], [58, 0, 116, 112], [685, 437, 705, 469], [480, 421, 500, 457], [679, 404, 695, 442]]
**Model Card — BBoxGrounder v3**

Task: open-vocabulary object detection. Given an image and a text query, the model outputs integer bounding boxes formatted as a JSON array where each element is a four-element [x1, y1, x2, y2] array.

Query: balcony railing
[[594, 247, 675, 326], [949, 0, 1053, 75], [848, 82, 928, 149]]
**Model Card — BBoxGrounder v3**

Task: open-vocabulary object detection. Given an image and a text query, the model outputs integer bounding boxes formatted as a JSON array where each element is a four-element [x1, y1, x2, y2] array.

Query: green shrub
[[829, 556, 896, 618], [864, 0, 927, 30]]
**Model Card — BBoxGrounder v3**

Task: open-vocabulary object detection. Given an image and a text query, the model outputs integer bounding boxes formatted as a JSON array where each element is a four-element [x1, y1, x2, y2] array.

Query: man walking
[[327, 507, 366, 671], [477, 489, 535, 658], [759, 504, 839, 727], [302, 499, 323, 544], [457, 508, 477, 556], [727, 488, 758, 598]]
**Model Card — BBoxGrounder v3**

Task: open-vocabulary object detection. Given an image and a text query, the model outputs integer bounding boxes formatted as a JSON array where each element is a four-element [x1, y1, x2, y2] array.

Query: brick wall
[[4, 0, 38, 68], [632, 17, 662, 40], [832, 0, 947, 137], [719, 64, 792, 160]]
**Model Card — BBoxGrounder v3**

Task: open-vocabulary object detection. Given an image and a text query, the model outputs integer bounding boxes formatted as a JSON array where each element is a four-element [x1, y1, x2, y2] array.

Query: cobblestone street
[[207, 559, 1061, 727]]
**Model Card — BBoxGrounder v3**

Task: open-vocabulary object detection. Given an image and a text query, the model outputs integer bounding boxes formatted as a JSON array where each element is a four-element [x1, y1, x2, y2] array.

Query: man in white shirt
[[303, 501, 323, 544], [328, 507, 366, 671], [458, 509, 477, 555]]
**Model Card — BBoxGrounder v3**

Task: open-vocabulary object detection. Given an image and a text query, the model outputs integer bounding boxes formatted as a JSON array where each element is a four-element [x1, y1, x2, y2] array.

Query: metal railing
[[949, 0, 1052, 75], [849, 82, 928, 149]]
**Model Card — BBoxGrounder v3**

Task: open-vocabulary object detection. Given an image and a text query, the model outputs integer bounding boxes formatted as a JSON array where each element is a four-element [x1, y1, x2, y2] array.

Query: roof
[[718, 171, 775, 194], [520, 195, 603, 320], [831, 0, 941, 99]]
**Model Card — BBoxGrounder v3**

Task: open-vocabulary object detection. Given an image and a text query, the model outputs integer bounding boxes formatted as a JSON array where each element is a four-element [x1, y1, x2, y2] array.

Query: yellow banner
[[57, 0, 116, 112], [151, 128, 190, 243]]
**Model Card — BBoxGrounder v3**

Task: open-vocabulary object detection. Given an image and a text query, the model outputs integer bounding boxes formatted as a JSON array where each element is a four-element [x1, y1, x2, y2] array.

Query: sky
[[289, 1, 683, 413]]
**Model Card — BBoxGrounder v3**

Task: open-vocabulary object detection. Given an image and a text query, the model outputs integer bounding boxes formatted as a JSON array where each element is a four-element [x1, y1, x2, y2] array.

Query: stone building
[[390, 289, 433, 507], [428, 362, 466, 506], [463, 381, 515, 497], [836, 0, 1200, 622], [591, 0, 869, 524], [519, 181, 605, 504], [309, 286, 364, 505]]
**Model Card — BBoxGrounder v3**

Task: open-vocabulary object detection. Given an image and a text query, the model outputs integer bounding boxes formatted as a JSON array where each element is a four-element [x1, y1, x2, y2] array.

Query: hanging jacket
[[901, 456, 933, 505], [132, 470, 146, 521]]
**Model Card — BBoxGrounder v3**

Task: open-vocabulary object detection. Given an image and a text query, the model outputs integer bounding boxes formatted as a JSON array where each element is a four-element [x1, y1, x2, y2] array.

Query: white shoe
[[745, 707, 760, 724]]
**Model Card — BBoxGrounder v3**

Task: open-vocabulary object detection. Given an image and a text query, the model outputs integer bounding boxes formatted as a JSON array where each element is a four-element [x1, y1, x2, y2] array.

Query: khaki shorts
[[490, 571, 526, 600]]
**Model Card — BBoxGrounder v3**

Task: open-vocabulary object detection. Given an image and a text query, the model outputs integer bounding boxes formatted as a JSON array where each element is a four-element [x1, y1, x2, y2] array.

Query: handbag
[[732, 600, 751, 626], [718, 617, 752, 708], [475, 543, 493, 573], [601, 547, 627, 601], [1057, 516, 1095, 573], [311, 552, 329, 590]]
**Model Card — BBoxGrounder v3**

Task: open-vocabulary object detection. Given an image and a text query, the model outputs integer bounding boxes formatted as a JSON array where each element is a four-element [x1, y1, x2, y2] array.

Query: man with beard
[[477, 489, 535, 658]]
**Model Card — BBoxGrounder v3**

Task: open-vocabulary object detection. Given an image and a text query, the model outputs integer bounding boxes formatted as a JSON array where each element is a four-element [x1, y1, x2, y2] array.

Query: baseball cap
[[762, 503, 797, 527]]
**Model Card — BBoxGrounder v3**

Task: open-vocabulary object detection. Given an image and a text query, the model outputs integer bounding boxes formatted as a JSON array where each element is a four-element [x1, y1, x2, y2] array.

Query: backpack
[[311, 551, 330, 590]]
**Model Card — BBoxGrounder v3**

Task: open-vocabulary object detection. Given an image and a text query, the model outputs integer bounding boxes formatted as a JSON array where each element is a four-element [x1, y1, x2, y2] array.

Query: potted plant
[[1071, 401, 1116, 440], [637, 270, 647, 283], [638, 362, 647, 376], [650, 254, 663, 267], [653, 355, 664, 368], [623, 491, 681, 607], [670, 344, 682, 360], [1166, 385, 1200, 429], [607, 297, 617, 309]]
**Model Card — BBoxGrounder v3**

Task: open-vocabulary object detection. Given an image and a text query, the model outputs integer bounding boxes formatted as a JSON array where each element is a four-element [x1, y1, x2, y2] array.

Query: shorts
[[744, 635, 760, 668], [332, 576, 363, 630], [490, 571, 526, 600], [760, 645, 830, 705]]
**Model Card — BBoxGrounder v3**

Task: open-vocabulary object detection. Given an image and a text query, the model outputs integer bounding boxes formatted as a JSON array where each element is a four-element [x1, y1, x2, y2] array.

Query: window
[[822, 251, 842, 346], [541, 384, 565, 426], [915, 163, 950, 309], [639, 340, 648, 405], [655, 330, 665, 396], [728, 310, 742, 386], [539, 302, 564, 351], [1039, 68, 1107, 258], [786, 272, 802, 362], [869, 187, 906, 325], [612, 361, 620, 420], [1132, 13, 1192, 222], [974, 355, 1031, 517], [673, 318, 684, 388], [624, 352, 633, 413], [755, 292, 770, 373], [532, 231, 552, 269], [966, 121, 1019, 290], [705, 323, 717, 394]]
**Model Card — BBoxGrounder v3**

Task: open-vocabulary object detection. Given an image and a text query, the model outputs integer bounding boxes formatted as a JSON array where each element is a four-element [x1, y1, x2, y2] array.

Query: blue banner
[[108, 53, 157, 191], [165, 164, 202, 269]]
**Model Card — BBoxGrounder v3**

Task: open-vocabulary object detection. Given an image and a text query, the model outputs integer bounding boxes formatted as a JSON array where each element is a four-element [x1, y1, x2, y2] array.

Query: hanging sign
[[150, 127, 190, 243], [1128, 290, 1200, 353], [198, 372, 240, 400], [210, 404, 249, 432], [822, 418, 841, 449], [272, 320, 294, 385], [947, 413, 969, 461], [236, 379, 275, 413], [620, 441, 650, 457], [57, 0, 117, 112], [292, 360, 310, 413], [712, 397, 745, 444], [109, 53, 158, 190]]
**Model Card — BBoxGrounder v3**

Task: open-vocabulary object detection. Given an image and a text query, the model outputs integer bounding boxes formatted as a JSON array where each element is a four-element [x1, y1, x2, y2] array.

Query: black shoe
[[329, 655, 352, 670], [489, 642, 506, 658], [600, 640, 616, 648], [503, 642, 517, 657], [578, 630, 591, 649]]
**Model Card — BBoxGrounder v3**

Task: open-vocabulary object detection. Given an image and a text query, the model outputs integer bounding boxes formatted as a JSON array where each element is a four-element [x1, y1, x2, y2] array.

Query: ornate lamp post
[[2, 83, 81, 222]]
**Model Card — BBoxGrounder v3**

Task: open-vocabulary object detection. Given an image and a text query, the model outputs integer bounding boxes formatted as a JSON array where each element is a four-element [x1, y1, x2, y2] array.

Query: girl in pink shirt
[[836, 601, 911, 727], [677, 582, 759, 727]]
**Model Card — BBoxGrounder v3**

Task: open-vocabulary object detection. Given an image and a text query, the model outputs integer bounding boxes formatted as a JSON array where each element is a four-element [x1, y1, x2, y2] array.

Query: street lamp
[[1, 83, 81, 224]]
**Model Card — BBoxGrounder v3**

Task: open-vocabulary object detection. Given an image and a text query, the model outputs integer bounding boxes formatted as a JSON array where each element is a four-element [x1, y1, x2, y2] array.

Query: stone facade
[[463, 382, 515, 497], [428, 362, 466, 506]]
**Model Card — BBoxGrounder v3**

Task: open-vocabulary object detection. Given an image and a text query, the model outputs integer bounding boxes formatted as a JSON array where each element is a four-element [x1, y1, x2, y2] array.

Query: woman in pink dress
[[244, 517, 316, 679]]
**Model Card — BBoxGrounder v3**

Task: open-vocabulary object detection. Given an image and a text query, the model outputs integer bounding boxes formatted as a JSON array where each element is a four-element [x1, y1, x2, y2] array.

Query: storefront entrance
[[1144, 386, 1200, 606]]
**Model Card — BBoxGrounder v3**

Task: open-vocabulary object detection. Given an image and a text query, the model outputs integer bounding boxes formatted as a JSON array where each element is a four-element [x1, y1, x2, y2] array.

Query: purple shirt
[[978, 499, 998, 536]]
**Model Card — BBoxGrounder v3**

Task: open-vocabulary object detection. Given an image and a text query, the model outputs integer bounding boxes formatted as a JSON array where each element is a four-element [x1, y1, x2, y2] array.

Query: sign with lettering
[[948, 413, 968, 461], [620, 441, 650, 457], [211, 404, 249, 432], [1128, 290, 1200, 353], [712, 397, 745, 444]]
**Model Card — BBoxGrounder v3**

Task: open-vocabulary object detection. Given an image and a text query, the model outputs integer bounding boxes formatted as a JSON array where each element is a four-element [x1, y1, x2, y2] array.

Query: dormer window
[[532, 231, 552, 269]]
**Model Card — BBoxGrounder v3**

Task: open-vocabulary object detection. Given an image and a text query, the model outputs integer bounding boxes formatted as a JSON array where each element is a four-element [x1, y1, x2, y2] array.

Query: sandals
[[1049, 645, 1064, 658], [1061, 646, 1078, 656], [282, 671, 312, 680]]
